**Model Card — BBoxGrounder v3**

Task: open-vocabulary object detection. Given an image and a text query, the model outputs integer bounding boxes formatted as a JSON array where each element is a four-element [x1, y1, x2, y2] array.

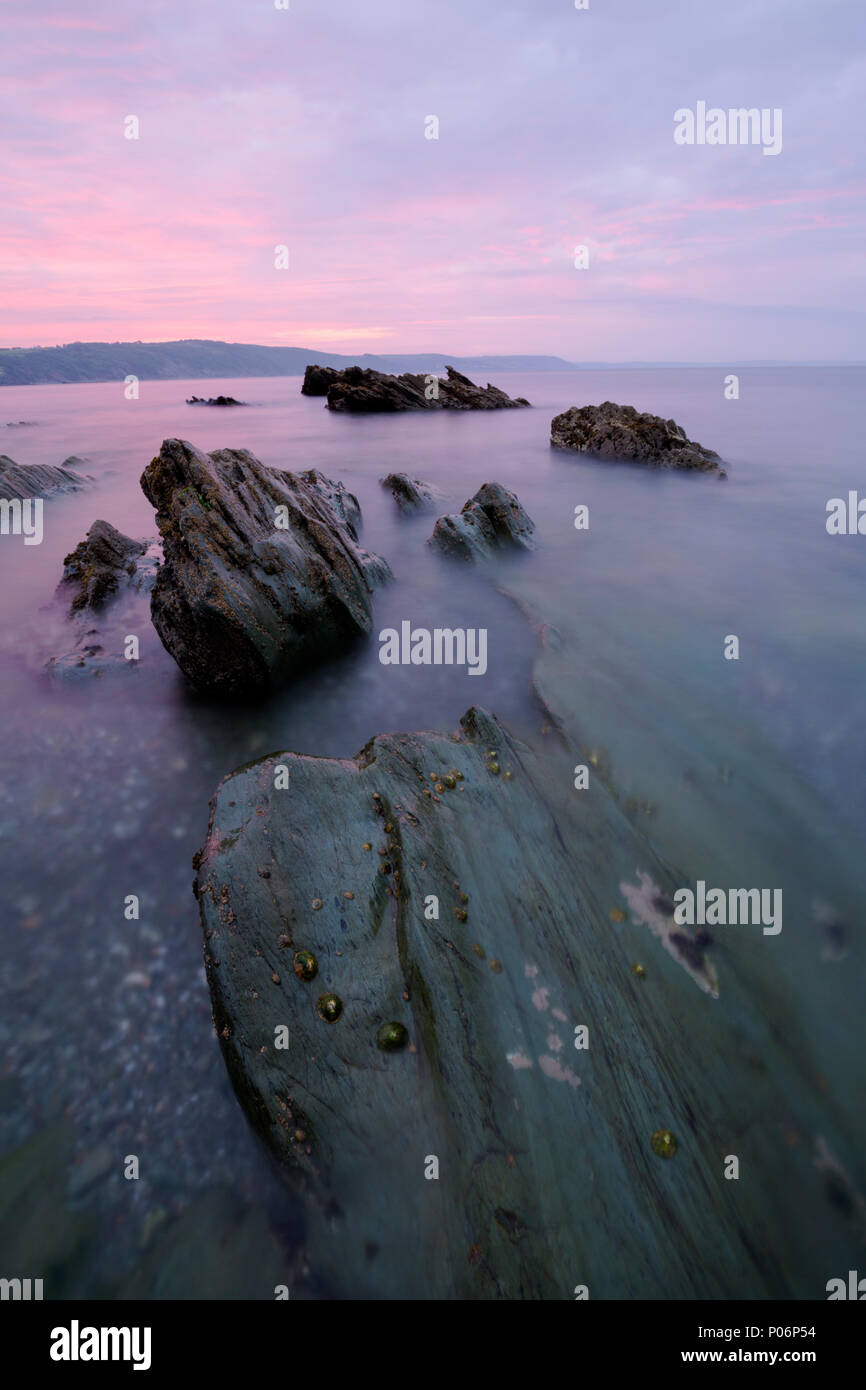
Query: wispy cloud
[[0, 0, 863, 358]]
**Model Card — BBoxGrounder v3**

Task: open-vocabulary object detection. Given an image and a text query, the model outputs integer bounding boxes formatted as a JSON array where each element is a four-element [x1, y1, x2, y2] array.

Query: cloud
[[0, 0, 863, 357]]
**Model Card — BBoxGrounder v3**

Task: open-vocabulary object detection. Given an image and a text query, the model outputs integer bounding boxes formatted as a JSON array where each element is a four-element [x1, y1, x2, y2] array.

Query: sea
[[0, 366, 863, 1296]]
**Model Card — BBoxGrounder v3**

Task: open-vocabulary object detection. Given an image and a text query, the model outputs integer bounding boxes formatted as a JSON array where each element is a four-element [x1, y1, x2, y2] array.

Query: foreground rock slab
[[195, 703, 848, 1299], [323, 364, 530, 413], [0, 455, 92, 500], [140, 439, 390, 697], [429, 481, 535, 560], [551, 402, 723, 472]]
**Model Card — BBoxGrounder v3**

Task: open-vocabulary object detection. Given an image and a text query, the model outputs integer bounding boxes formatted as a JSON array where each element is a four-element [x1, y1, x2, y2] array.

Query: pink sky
[[1, 0, 864, 360]]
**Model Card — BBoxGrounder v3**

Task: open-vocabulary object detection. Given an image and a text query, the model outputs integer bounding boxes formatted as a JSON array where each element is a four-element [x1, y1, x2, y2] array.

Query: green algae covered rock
[[194, 704, 863, 1299]]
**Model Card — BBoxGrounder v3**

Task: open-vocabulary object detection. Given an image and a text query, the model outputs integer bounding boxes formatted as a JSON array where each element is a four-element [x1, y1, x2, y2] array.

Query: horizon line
[[0, 338, 863, 369]]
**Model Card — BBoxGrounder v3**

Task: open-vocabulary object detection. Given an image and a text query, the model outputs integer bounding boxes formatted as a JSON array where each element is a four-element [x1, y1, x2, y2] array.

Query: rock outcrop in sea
[[380, 473, 441, 514], [140, 438, 391, 698], [429, 481, 535, 560], [301, 365, 342, 397], [320, 365, 530, 413], [45, 520, 160, 682], [550, 402, 723, 472], [186, 395, 247, 407], [0, 455, 92, 500], [59, 519, 158, 613]]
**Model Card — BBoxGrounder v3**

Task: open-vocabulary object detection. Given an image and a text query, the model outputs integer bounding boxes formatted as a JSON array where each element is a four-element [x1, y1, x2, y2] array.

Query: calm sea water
[[0, 367, 864, 1296]]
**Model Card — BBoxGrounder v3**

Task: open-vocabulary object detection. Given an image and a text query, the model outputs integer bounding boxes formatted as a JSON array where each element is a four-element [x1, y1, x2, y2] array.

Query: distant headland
[[0, 339, 575, 387]]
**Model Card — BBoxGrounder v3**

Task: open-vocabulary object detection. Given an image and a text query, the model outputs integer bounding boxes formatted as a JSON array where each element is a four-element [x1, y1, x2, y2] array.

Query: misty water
[[1, 367, 864, 1296]]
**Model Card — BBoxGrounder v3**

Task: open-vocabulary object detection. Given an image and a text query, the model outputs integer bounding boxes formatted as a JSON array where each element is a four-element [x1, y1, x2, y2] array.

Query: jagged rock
[[429, 481, 535, 561], [0, 455, 92, 500], [45, 523, 160, 682], [186, 395, 247, 407], [59, 519, 155, 613], [380, 473, 441, 514], [324, 364, 530, 413], [550, 401, 723, 472], [140, 438, 391, 697], [301, 365, 342, 397], [297, 468, 362, 538]]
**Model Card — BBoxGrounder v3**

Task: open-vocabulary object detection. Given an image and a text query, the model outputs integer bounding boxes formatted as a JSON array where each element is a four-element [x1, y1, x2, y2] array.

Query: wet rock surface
[[140, 438, 391, 697], [193, 703, 852, 1299], [551, 401, 723, 472], [297, 468, 362, 539], [429, 481, 536, 561], [0, 454, 92, 500], [380, 472, 441, 514], [324, 364, 531, 413], [59, 519, 155, 613]]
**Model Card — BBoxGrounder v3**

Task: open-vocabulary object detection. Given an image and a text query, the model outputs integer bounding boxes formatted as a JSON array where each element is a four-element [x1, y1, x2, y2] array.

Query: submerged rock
[[186, 395, 247, 407], [45, 628, 144, 685], [140, 438, 391, 697], [0, 454, 92, 500], [0, 1122, 95, 1284], [380, 473, 441, 514], [59, 519, 155, 613], [550, 402, 723, 472], [323, 364, 530, 414], [429, 481, 535, 561], [115, 1188, 290, 1300], [301, 365, 342, 397]]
